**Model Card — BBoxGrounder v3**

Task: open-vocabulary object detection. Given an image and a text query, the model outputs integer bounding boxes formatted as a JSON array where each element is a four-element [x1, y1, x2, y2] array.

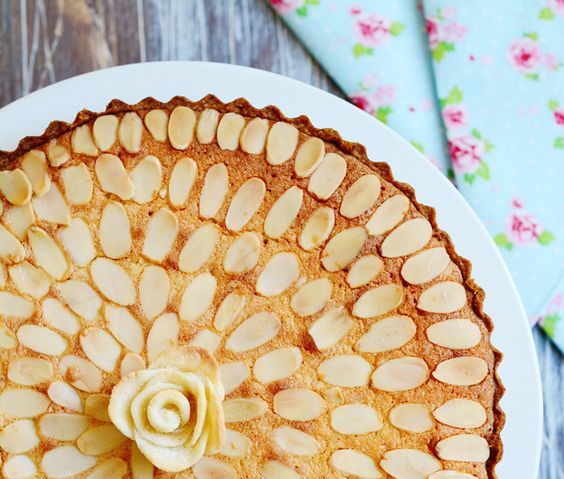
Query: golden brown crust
[[0, 94, 504, 478]]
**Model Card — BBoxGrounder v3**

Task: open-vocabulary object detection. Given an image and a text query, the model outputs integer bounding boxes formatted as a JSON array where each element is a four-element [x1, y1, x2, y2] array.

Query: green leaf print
[[410, 141, 424, 153], [353, 43, 374, 58], [543, 313, 561, 339], [548, 99, 559, 112], [432, 42, 455, 62], [471, 128, 482, 140], [554, 137, 564, 149], [524, 73, 540, 81], [523, 32, 539, 41], [485, 141, 494, 153], [463, 173, 476, 185], [539, 7, 556, 20], [296, 5, 308, 16], [390, 22, 404, 36], [447, 168, 455, 181], [475, 162, 491, 180], [537, 231, 556, 245], [440, 86, 463, 108], [494, 233, 514, 251], [305, 0, 319, 4], [375, 106, 393, 124]]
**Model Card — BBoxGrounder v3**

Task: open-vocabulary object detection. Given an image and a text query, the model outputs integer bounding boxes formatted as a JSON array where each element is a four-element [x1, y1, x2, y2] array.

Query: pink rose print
[[539, 293, 563, 339], [508, 33, 560, 80], [426, 7, 467, 62], [351, 78, 395, 124], [548, 99, 564, 148], [442, 104, 467, 129], [448, 135, 485, 174], [269, 0, 318, 17], [539, 0, 564, 20], [495, 199, 556, 251], [426, 18, 440, 48], [351, 7, 404, 58]]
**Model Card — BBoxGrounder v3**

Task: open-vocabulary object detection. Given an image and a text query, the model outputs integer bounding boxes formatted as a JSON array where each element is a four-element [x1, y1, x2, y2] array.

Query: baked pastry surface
[[0, 96, 503, 479]]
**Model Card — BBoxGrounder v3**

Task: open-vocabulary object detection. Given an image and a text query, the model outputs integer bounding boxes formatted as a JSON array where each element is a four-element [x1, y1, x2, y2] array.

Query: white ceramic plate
[[0, 61, 542, 477]]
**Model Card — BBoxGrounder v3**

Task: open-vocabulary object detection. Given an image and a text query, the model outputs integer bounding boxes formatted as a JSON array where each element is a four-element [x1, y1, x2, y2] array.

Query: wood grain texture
[[0, 1, 562, 478]]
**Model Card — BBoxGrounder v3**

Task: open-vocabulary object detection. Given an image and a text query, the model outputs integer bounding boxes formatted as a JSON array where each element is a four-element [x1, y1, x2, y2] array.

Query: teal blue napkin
[[268, 0, 564, 351]]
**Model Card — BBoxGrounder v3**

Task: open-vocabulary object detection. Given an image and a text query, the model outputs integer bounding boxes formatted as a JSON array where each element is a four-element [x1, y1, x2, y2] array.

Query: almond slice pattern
[[273, 388, 326, 421], [254, 347, 303, 384], [0, 419, 40, 453], [8, 261, 51, 299], [217, 112, 245, 150], [0, 388, 49, 418], [433, 399, 487, 429], [299, 206, 335, 251], [401, 247, 450, 285], [432, 357, 488, 386], [8, 357, 53, 386], [372, 357, 429, 392], [28, 226, 68, 280], [71, 124, 99, 156], [426, 319, 482, 349], [178, 224, 218, 273], [389, 404, 434, 433], [321, 226, 367, 271], [39, 413, 89, 441], [193, 457, 237, 479], [131, 155, 162, 204], [47, 140, 70, 166], [76, 424, 127, 455], [17, 325, 67, 356], [95, 154, 134, 200], [291, 277, 332, 317], [4, 203, 35, 240], [418, 281, 467, 314], [353, 284, 404, 319], [58, 356, 103, 393], [142, 208, 178, 263], [61, 164, 93, 205], [59, 218, 97, 267], [381, 218, 432, 258], [41, 446, 97, 478], [31, 183, 70, 225], [226, 312, 281, 352], [118, 112, 143, 153], [147, 313, 179, 363], [214, 291, 246, 331], [168, 106, 196, 150], [42, 298, 80, 335], [93, 115, 119, 151], [0, 169, 32, 206], [99, 201, 131, 259], [340, 174, 381, 218], [57, 280, 102, 322], [225, 178, 266, 232], [3, 455, 38, 479], [0, 291, 34, 318], [47, 381, 82, 412], [294, 137, 325, 177], [318, 355, 371, 387], [308, 152, 347, 200], [223, 232, 261, 274], [266, 122, 298, 165], [264, 186, 303, 239], [435, 434, 490, 463], [219, 361, 250, 395], [241, 118, 269, 154], [262, 461, 302, 479], [189, 328, 221, 354], [80, 327, 122, 372], [21, 150, 50, 196], [331, 404, 383, 435], [271, 426, 320, 456], [168, 157, 197, 209], [0, 225, 25, 264], [139, 265, 170, 320], [330, 449, 381, 479], [309, 306, 353, 350], [347, 255, 383, 288], [366, 195, 410, 236], [380, 449, 442, 479], [90, 258, 135, 306], [256, 252, 300, 296], [196, 109, 219, 144], [199, 163, 229, 219], [357, 315, 416, 353], [223, 398, 268, 423], [144, 109, 168, 142], [179, 272, 217, 322]]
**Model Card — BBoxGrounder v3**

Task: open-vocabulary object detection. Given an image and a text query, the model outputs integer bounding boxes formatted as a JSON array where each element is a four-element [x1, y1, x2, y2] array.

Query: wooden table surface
[[1, 1, 562, 477]]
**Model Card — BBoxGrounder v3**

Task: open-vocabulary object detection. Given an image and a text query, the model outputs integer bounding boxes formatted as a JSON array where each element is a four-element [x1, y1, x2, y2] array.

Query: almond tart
[[0, 96, 503, 479]]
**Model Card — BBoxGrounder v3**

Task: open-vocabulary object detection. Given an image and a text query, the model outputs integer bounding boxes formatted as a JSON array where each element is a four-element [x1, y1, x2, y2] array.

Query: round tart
[[0, 96, 503, 479]]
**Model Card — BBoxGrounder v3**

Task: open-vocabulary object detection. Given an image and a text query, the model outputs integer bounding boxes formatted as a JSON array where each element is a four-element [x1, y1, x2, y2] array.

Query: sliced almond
[[0, 169, 32, 206], [71, 124, 99, 156], [309, 306, 353, 350], [223, 398, 268, 423], [357, 315, 416, 353], [321, 226, 367, 271], [93, 115, 118, 151], [17, 325, 67, 356], [380, 449, 441, 479], [223, 232, 261, 274], [61, 164, 93, 205], [217, 112, 245, 150], [85, 394, 111, 422], [120, 353, 146, 378], [214, 291, 246, 331], [80, 327, 121, 372], [31, 183, 70, 225], [142, 208, 178, 263], [193, 458, 237, 479], [168, 106, 196, 149], [58, 355, 103, 393], [144, 109, 168, 142], [95, 154, 134, 200], [131, 155, 162, 204], [418, 281, 467, 314], [226, 311, 281, 352], [199, 163, 229, 219], [59, 218, 96, 267], [262, 460, 302, 479], [189, 328, 221, 354], [256, 252, 300, 296], [21, 150, 50, 196], [179, 272, 217, 321], [219, 361, 250, 395], [436, 434, 490, 462], [429, 472, 478, 479], [433, 399, 487, 429], [147, 313, 179, 363], [0, 291, 34, 318], [264, 186, 303, 239], [0, 388, 49, 417], [254, 347, 302, 383], [241, 117, 269, 154], [8, 356, 53, 385], [273, 388, 326, 421], [131, 442, 154, 479], [42, 298, 80, 335], [426, 319, 481, 349], [291, 277, 332, 317], [9, 261, 51, 298], [77, 424, 127, 456], [353, 284, 404, 319], [106, 304, 145, 353], [139, 265, 169, 320], [299, 206, 335, 251], [3, 455, 37, 479], [308, 152, 347, 200], [86, 458, 127, 479], [196, 108, 219, 144], [47, 140, 71, 167], [389, 404, 433, 433], [331, 404, 382, 435], [4, 203, 35, 240], [432, 357, 488, 386], [0, 322, 17, 349], [401, 247, 450, 285], [221, 429, 252, 457], [168, 157, 197, 208], [366, 195, 410, 236], [47, 381, 82, 412], [294, 137, 325, 177], [266, 122, 298, 165], [0, 224, 25, 263], [271, 426, 320, 456], [372, 357, 429, 392], [225, 177, 265, 231], [39, 413, 89, 441], [41, 445, 97, 478], [90, 257, 135, 305], [330, 450, 381, 479], [381, 218, 432, 258], [340, 174, 381, 218], [0, 419, 39, 453], [318, 354, 371, 387], [347, 255, 383, 288], [57, 280, 102, 322], [118, 112, 143, 153], [99, 201, 131, 259], [178, 223, 218, 272]]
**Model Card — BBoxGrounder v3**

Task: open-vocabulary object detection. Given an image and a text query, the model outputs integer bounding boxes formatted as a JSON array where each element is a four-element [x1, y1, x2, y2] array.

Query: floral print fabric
[[269, 0, 564, 351]]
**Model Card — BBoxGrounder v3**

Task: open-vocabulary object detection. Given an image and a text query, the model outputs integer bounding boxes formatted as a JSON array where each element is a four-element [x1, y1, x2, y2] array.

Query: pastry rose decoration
[[109, 347, 225, 472]]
